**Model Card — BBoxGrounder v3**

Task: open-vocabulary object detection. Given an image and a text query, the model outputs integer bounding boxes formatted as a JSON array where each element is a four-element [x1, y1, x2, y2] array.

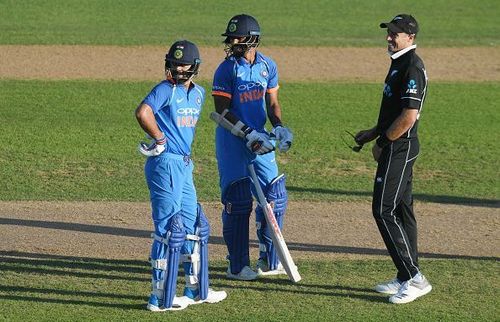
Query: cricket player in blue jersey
[[212, 14, 294, 280], [135, 40, 226, 311]]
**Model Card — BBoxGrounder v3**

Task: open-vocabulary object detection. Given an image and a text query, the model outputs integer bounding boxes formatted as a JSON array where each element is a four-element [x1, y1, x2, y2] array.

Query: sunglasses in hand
[[342, 130, 364, 152]]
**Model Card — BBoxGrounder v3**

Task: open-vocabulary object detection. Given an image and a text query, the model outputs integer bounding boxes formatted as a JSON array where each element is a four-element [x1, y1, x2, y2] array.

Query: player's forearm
[[213, 95, 242, 125], [213, 95, 231, 114], [386, 109, 418, 140], [265, 92, 283, 127], [377, 109, 418, 147], [266, 101, 283, 127], [135, 103, 164, 140]]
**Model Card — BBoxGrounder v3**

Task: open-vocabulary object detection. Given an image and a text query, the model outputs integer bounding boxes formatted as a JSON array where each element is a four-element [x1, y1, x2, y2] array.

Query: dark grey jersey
[[376, 47, 428, 139]]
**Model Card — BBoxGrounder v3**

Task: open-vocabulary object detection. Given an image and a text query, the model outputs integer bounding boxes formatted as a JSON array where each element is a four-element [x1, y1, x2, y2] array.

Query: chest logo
[[390, 70, 398, 77], [177, 107, 200, 116], [238, 81, 267, 103], [383, 83, 392, 97], [176, 107, 200, 128]]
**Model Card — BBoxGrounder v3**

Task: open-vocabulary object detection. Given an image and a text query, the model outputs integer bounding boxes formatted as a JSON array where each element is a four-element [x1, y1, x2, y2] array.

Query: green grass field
[[0, 80, 498, 202], [1, 0, 499, 320], [1, 0, 499, 46], [0, 253, 498, 322]]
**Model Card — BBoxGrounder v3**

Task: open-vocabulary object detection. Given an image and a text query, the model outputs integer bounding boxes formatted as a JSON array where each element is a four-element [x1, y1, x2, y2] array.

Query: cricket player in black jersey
[[354, 14, 432, 304]]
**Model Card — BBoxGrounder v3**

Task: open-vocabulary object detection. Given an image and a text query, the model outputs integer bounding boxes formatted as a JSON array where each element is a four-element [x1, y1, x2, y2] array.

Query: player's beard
[[387, 40, 397, 54], [167, 69, 192, 84], [231, 44, 247, 58]]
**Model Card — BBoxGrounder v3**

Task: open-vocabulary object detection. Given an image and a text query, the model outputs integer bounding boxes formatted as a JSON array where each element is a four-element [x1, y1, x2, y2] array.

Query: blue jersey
[[143, 80, 204, 156], [212, 52, 279, 132]]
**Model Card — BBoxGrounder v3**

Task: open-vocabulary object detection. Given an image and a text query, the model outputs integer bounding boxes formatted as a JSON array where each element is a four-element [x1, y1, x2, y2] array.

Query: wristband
[[155, 134, 167, 145], [241, 125, 253, 136], [376, 133, 392, 148]]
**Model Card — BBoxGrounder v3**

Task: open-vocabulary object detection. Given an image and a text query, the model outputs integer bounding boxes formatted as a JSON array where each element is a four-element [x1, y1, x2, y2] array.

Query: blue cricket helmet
[[222, 14, 260, 57], [165, 40, 201, 82], [222, 14, 260, 38]]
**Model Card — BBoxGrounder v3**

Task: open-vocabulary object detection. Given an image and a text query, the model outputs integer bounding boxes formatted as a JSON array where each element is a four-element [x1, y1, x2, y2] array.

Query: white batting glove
[[271, 126, 293, 152], [138, 134, 166, 157], [245, 130, 274, 155]]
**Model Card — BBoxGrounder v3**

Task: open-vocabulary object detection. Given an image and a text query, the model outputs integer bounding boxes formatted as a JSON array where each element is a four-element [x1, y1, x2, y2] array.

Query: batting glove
[[271, 125, 293, 152], [138, 134, 166, 157], [245, 130, 274, 155]]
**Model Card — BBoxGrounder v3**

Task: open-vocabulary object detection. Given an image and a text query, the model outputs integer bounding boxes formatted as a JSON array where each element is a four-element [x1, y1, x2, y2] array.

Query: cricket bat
[[248, 163, 302, 283]]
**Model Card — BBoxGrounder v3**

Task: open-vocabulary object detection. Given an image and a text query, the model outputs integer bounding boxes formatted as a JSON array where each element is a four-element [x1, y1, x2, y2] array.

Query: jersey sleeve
[[265, 57, 279, 93], [401, 66, 426, 109], [142, 82, 172, 114], [212, 61, 233, 99]]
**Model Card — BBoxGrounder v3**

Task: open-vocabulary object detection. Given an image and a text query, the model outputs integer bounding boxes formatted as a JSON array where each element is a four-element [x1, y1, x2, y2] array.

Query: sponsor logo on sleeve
[[406, 79, 418, 94]]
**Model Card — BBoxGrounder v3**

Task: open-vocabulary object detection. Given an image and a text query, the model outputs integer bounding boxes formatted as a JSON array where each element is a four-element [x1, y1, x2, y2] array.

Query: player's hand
[[245, 130, 274, 155], [355, 128, 377, 145], [271, 126, 293, 152], [138, 134, 166, 157]]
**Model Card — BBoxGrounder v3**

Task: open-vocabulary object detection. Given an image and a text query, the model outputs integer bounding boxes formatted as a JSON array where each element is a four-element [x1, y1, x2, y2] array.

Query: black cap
[[222, 14, 260, 37], [165, 40, 201, 65], [380, 14, 419, 35]]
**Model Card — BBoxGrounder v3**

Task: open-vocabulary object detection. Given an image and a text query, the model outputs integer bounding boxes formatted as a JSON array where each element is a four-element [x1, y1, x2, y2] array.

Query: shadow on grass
[[0, 294, 144, 310], [211, 282, 386, 303], [0, 285, 145, 301], [1, 217, 498, 261], [287, 186, 500, 208], [0, 253, 388, 307]]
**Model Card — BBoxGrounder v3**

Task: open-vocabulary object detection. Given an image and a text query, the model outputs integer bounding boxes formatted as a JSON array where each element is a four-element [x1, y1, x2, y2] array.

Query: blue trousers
[[145, 153, 197, 282], [215, 127, 279, 271]]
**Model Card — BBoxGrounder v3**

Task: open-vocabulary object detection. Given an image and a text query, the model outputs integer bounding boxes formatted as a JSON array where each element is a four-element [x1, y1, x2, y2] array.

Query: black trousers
[[372, 138, 420, 281]]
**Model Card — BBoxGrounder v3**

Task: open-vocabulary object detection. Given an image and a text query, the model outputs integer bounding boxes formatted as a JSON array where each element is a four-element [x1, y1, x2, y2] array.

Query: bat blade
[[248, 164, 301, 283]]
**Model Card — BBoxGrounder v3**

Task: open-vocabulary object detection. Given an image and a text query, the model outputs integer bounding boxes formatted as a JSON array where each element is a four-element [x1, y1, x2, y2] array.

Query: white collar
[[389, 44, 417, 60]]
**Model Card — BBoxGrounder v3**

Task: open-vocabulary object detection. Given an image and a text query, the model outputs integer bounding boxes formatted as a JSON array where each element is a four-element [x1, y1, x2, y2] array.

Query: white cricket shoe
[[180, 289, 228, 305], [226, 265, 258, 280], [256, 259, 287, 276], [201, 289, 228, 303], [146, 294, 189, 311], [374, 278, 403, 295], [389, 274, 432, 304]]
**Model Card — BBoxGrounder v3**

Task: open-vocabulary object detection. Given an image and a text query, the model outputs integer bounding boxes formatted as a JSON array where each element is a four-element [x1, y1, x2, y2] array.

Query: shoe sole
[[389, 285, 432, 304], [257, 269, 288, 276], [190, 291, 228, 305], [146, 304, 166, 312], [147, 304, 188, 311], [147, 302, 189, 311]]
